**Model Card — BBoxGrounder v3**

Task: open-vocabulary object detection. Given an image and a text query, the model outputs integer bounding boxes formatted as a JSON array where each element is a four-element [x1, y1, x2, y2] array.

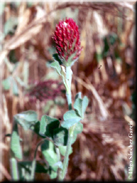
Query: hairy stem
[[55, 146, 62, 179], [10, 158, 19, 180], [59, 66, 74, 181], [59, 134, 73, 181], [30, 139, 46, 180], [66, 93, 72, 110], [66, 66, 72, 110]]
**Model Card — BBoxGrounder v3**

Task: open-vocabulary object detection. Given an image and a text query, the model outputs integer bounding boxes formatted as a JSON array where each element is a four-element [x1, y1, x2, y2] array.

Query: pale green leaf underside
[[59, 146, 72, 156], [74, 96, 89, 118], [14, 110, 38, 131], [61, 118, 81, 129], [41, 140, 58, 172], [49, 60, 62, 76], [10, 123, 22, 160]]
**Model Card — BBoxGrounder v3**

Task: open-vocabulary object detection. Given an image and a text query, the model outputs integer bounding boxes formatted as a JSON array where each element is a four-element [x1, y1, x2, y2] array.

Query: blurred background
[[0, 1, 136, 181]]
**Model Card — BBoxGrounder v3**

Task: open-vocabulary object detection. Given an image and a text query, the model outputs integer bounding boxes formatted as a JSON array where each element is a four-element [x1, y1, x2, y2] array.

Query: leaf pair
[[10, 92, 89, 179], [61, 95, 89, 129]]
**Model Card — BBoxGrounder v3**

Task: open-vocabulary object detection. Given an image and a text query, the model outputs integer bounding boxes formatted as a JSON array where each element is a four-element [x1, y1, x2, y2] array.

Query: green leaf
[[61, 110, 82, 129], [10, 123, 22, 159], [61, 52, 76, 67], [67, 52, 78, 67], [47, 56, 69, 90], [75, 92, 82, 100], [14, 110, 38, 131], [74, 122, 83, 134], [2, 77, 11, 90], [30, 121, 43, 138], [39, 115, 60, 138], [71, 122, 83, 145], [48, 170, 57, 179], [73, 98, 83, 117], [53, 161, 63, 170], [52, 53, 68, 67], [30, 121, 53, 139], [52, 53, 62, 65], [47, 54, 70, 91], [59, 146, 72, 156], [41, 140, 58, 172], [61, 118, 81, 129], [63, 110, 81, 121], [74, 96, 89, 118], [47, 60, 62, 76], [82, 96, 89, 118], [39, 116, 47, 137], [53, 127, 68, 146]]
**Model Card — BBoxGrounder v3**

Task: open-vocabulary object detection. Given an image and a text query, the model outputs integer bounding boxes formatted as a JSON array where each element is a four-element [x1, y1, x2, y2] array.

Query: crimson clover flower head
[[53, 18, 82, 65]]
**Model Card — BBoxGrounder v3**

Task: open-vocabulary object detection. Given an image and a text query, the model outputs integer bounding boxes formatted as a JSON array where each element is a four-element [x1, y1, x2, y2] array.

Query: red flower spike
[[53, 18, 82, 62]]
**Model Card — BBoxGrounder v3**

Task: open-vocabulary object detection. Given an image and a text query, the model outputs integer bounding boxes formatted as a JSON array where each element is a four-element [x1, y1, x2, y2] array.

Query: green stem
[[59, 133, 73, 181], [66, 93, 72, 110], [56, 146, 62, 180], [10, 158, 19, 180], [55, 146, 61, 161], [30, 159, 36, 181], [59, 66, 74, 181], [65, 66, 72, 110], [30, 139, 46, 180]]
